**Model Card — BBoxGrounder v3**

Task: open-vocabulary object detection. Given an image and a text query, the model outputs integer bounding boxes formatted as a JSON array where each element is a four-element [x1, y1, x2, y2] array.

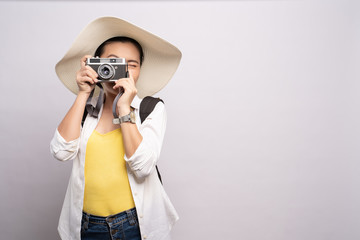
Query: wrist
[[118, 105, 131, 117], [113, 108, 136, 125], [78, 91, 91, 98]]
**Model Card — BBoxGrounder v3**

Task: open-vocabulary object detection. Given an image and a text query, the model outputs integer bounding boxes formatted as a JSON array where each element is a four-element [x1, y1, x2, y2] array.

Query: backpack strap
[[140, 96, 164, 184], [139, 96, 164, 124]]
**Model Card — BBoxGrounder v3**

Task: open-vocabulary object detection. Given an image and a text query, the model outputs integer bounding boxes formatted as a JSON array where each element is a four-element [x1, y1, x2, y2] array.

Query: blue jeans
[[81, 208, 141, 240]]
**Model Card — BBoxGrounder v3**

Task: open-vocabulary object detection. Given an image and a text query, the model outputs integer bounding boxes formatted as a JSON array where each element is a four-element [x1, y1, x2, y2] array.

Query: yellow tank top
[[83, 128, 135, 216]]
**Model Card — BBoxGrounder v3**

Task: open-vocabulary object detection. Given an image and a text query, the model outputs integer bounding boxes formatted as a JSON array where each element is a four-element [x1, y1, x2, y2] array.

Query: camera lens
[[98, 64, 114, 80], [102, 67, 110, 75]]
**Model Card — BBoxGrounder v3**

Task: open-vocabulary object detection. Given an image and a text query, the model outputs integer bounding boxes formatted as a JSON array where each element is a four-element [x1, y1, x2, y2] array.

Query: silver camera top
[[86, 57, 128, 82], [86, 57, 126, 65]]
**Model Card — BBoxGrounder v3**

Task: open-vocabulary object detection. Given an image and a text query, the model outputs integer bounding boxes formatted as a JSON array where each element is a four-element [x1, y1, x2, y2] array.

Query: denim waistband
[[82, 207, 137, 225]]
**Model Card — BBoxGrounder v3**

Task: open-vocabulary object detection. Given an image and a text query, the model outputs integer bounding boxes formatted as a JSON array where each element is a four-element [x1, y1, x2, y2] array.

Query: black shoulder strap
[[140, 96, 164, 184], [139, 96, 164, 123]]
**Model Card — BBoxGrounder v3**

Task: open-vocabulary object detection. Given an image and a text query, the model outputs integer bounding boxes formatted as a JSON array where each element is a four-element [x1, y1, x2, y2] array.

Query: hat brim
[[55, 16, 182, 98]]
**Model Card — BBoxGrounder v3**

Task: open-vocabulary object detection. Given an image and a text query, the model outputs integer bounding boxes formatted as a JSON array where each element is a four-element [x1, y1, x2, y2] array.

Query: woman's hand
[[113, 71, 137, 116], [75, 55, 98, 94]]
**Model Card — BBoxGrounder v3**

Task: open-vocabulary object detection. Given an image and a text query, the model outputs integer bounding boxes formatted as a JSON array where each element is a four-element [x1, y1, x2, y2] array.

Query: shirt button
[[143, 235, 147, 239], [134, 192, 137, 196]]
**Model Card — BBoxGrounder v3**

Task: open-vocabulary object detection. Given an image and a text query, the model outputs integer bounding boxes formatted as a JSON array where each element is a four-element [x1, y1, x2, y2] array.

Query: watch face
[[130, 111, 136, 123]]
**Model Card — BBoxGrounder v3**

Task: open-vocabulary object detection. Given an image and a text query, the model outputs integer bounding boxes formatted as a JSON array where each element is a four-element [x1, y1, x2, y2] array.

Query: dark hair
[[94, 36, 144, 66]]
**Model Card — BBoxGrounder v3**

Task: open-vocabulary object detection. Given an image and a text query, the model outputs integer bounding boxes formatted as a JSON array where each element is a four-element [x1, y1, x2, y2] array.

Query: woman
[[50, 17, 181, 240]]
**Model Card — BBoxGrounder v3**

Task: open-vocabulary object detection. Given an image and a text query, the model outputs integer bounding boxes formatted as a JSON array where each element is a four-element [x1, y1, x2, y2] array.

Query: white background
[[0, 0, 359, 239]]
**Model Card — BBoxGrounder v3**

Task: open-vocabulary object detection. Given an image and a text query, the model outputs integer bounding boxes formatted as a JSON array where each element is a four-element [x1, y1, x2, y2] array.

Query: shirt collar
[[131, 95, 141, 110]]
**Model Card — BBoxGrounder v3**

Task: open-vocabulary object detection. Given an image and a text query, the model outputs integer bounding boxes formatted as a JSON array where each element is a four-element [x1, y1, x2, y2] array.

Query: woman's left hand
[[113, 71, 138, 116]]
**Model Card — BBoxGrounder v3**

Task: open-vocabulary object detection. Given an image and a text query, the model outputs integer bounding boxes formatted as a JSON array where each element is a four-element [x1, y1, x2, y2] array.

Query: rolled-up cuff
[[50, 129, 80, 161]]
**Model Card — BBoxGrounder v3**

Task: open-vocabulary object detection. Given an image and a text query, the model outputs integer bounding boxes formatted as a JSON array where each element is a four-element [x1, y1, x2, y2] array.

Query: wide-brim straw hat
[[55, 16, 182, 98]]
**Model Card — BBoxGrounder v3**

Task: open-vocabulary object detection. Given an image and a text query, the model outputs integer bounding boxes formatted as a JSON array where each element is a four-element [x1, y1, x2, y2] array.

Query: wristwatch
[[113, 110, 136, 124]]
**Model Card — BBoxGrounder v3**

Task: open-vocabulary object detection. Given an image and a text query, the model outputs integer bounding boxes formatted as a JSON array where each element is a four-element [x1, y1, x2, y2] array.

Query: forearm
[[120, 121, 143, 158], [122, 103, 167, 179], [117, 104, 142, 158], [58, 92, 90, 142]]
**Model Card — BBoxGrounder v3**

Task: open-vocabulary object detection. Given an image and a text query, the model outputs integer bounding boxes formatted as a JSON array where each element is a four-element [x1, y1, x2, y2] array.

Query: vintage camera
[[86, 57, 128, 82]]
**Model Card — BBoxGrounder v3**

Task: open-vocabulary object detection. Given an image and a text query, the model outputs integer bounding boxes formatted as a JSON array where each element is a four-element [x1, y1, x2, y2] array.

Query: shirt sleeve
[[50, 128, 80, 162], [124, 102, 167, 180]]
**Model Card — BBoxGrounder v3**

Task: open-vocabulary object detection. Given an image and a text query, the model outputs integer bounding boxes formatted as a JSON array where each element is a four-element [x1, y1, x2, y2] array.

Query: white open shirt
[[50, 95, 178, 240]]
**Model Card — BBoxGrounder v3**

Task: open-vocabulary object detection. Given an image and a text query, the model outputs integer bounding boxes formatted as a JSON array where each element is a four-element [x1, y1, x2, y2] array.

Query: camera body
[[86, 57, 128, 82]]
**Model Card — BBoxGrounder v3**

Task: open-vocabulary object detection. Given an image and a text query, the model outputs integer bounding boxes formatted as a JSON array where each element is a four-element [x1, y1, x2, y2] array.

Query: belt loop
[[126, 209, 136, 226], [82, 212, 90, 232]]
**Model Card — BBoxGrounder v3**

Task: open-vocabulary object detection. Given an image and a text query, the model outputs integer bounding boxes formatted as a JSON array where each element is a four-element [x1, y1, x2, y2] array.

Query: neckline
[[94, 128, 121, 136]]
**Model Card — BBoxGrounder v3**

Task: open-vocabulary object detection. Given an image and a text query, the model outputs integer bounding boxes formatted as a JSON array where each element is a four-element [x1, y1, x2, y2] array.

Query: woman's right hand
[[76, 55, 98, 94]]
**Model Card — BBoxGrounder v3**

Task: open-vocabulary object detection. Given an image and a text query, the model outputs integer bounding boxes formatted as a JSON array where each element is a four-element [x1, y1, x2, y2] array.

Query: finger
[[78, 76, 96, 85], [119, 81, 137, 95], [80, 55, 93, 67], [82, 68, 98, 81], [124, 77, 136, 91], [77, 68, 98, 84], [116, 78, 133, 88], [84, 65, 98, 78], [113, 77, 127, 85], [128, 71, 135, 84], [113, 79, 126, 90], [116, 78, 137, 93], [118, 77, 133, 86], [114, 81, 132, 93]]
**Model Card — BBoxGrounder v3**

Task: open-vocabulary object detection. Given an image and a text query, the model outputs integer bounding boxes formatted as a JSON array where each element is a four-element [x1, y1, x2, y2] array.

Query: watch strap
[[113, 110, 135, 124]]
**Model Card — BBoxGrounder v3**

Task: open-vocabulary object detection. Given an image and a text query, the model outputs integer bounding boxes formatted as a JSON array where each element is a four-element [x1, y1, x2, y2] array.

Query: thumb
[[128, 70, 135, 83]]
